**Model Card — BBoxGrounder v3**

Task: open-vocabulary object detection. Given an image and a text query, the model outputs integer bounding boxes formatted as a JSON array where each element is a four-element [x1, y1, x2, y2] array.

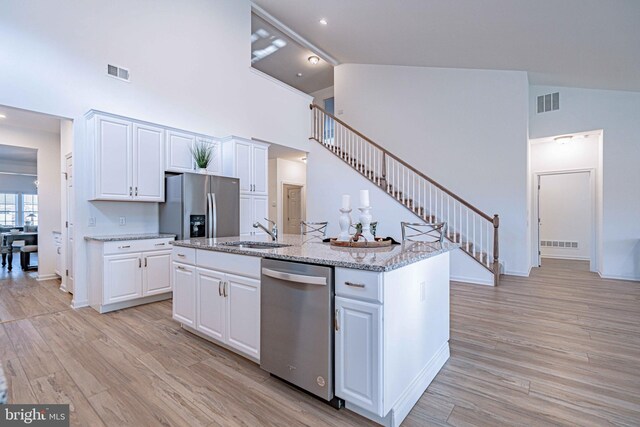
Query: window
[[0, 193, 38, 227], [0, 193, 18, 226], [23, 194, 38, 226]]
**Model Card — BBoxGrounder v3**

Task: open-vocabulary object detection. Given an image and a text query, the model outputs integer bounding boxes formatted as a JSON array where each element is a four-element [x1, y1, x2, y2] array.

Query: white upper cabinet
[[222, 137, 269, 195], [166, 129, 196, 173], [88, 112, 164, 202], [252, 144, 268, 195], [133, 123, 165, 201], [93, 115, 132, 200]]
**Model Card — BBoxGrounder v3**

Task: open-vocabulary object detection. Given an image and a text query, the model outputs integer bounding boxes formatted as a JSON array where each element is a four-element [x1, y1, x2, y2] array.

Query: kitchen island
[[171, 234, 457, 427]]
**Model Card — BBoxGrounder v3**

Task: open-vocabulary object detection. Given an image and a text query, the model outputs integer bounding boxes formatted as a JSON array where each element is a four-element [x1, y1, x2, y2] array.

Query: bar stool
[[20, 245, 38, 270]]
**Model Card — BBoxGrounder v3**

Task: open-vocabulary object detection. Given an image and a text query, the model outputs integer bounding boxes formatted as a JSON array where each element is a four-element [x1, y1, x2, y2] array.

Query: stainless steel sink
[[221, 241, 291, 250]]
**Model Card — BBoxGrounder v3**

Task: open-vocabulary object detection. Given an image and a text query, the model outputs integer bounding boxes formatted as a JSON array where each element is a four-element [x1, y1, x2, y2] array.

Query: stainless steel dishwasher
[[260, 259, 342, 408]]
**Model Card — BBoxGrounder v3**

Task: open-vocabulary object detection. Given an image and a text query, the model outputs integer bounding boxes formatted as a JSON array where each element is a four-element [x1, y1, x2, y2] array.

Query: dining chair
[[401, 221, 446, 242], [300, 221, 329, 238]]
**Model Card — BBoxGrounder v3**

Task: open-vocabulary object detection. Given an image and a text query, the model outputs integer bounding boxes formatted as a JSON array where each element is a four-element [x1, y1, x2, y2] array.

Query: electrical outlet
[[119, 217, 126, 226], [88, 217, 96, 227], [420, 281, 426, 302]]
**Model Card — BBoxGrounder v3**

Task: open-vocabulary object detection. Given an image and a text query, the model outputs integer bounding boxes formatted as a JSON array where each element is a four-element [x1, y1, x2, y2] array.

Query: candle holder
[[358, 206, 375, 242], [337, 208, 352, 242]]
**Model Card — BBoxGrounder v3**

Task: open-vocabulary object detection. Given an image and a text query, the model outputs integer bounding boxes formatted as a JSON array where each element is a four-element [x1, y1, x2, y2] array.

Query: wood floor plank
[[2, 260, 640, 426]]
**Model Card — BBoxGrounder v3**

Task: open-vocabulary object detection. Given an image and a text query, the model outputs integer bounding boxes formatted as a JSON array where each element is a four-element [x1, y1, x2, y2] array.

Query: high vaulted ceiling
[[253, 0, 640, 91]]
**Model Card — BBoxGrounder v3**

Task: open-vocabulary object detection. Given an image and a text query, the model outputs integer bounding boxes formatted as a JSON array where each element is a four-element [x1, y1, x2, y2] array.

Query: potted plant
[[190, 141, 213, 173]]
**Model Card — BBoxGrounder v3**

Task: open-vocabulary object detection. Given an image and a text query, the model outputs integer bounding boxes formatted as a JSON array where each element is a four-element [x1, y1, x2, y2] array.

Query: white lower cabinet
[[225, 273, 260, 359], [104, 253, 143, 303], [173, 262, 196, 327], [87, 238, 174, 313], [335, 296, 382, 415], [196, 267, 226, 341], [172, 248, 261, 361]]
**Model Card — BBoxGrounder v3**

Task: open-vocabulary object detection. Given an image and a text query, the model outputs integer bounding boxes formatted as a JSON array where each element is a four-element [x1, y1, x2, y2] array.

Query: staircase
[[310, 104, 501, 285]]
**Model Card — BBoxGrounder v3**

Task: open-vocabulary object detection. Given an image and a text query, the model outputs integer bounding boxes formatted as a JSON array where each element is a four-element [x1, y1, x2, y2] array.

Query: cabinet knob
[[129, 186, 133, 196]]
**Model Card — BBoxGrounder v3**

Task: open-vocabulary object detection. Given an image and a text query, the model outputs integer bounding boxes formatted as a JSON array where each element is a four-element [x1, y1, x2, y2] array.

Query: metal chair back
[[300, 221, 328, 238], [401, 221, 446, 242]]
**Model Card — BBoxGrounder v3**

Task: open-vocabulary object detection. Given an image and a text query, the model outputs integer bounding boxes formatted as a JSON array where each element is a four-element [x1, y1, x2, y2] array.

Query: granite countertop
[[84, 233, 176, 242], [173, 235, 458, 272]]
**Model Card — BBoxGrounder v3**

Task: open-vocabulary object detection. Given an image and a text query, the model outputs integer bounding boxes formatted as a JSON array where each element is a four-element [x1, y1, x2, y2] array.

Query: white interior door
[[65, 154, 74, 294], [538, 172, 591, 262], [283, 185, 302, 235]]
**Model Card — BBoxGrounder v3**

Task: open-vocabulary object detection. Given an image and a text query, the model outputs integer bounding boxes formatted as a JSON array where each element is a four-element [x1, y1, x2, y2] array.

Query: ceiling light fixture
[[308, 55, 320, 65], [0, 114, 6, 119], [554, 135, 573, 144], [319, 18, 328, 25], [296, 72, 303, 77]]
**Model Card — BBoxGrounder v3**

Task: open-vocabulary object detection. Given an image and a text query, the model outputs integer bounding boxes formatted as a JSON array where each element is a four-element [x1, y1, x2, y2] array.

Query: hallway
[[1, 260, 639, 426]]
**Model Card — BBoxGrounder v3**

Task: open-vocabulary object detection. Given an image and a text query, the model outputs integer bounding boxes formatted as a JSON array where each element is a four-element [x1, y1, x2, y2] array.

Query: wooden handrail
[[310, 104, 493, 222]]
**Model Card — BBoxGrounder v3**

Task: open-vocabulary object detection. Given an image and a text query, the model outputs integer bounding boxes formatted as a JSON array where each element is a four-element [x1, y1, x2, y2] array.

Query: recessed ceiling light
[[296, 72, 303, 77], [319, 18, 328, 25], [308, 55, 320, 65], [0, 114, 5, 119]]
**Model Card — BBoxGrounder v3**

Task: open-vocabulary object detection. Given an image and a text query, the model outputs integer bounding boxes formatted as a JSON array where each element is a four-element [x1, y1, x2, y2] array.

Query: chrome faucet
[[254, 218, 278, 241]]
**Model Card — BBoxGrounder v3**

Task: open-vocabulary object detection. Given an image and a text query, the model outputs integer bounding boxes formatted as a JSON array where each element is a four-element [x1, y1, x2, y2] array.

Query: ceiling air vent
[[537, 92, 559, 113], [107, 64, 130, 82]]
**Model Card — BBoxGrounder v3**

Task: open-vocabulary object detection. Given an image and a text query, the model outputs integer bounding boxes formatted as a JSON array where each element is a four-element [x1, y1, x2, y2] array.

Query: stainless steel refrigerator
[[159, 173, 240, 240]]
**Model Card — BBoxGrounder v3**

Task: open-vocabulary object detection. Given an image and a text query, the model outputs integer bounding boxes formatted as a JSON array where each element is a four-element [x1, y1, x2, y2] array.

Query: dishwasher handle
[[262, 268, 327, 286]]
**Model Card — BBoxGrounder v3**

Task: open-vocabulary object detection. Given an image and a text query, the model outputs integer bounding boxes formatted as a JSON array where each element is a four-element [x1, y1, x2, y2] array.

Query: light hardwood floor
[[1, 258, 639, 426]]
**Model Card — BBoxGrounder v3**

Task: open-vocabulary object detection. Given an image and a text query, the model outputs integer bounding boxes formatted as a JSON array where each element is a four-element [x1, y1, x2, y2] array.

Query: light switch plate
[[119, 217, 126, 226], [88, 217, 96, 227]]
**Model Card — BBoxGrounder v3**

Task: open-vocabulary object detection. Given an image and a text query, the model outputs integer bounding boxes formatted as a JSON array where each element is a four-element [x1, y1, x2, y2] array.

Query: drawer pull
[[118, 245, 131, 249], [177, 265, 187, 271], [176, 253, 186, 257], [154, 243, 166, 246], [345, 281, 366, 288], [335, 309, 340, 331]]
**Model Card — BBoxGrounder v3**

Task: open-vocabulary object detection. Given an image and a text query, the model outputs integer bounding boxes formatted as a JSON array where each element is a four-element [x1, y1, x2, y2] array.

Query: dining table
[[1, 231, 38, 271]]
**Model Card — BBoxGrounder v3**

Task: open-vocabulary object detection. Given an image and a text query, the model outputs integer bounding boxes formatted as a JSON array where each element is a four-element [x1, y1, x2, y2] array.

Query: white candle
[[359, 189, 370, 207], [341, 194, 351, 210]]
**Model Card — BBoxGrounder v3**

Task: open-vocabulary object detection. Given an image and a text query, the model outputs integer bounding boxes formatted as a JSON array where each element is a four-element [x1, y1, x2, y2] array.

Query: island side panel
[[382, 252, 450, 418]]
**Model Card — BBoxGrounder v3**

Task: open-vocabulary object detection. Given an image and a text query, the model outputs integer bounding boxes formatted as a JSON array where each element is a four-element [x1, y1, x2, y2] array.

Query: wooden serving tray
[[329, 237, 393, 248]]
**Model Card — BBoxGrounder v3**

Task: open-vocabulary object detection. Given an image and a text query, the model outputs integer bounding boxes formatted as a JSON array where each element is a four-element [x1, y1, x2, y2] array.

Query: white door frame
[[533, 168, 596, 270]]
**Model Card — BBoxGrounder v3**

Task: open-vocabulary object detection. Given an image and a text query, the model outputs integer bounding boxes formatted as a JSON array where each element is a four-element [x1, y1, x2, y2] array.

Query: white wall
[[275, 158, 307, 233], [332, 64, 530, 277], [0, 124, 60, 278], [0, 0, 312, 306], [310, 86, 335, 106], [529, 86, 640, 281], [539, 172, 591, 260]]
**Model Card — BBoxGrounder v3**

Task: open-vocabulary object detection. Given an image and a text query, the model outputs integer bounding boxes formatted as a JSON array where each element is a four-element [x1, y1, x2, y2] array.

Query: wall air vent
[[541, 240, 578, 249], [107, 64, 130, 82], [537, 92, 559, 113]]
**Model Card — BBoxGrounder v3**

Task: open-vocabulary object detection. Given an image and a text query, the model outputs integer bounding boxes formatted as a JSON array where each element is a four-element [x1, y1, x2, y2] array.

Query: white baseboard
[[598, 272, 640, 282], [450, 274, 494, 286], [71, 299, 89, 309], [541, 255, 590, 261], [36, 273, 59, 281], [346, 342, 450, 427], [503, 269, 530, 277]]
